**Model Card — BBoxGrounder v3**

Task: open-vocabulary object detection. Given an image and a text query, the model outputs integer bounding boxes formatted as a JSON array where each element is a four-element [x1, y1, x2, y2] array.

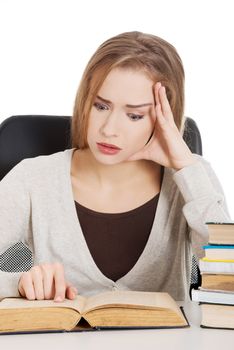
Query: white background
[[0, 0, 233, 217]]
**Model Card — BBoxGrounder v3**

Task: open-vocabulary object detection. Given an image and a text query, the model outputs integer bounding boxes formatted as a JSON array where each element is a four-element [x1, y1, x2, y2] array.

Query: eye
[[93, 102, 109, 111], [128, 114, 144, 121]]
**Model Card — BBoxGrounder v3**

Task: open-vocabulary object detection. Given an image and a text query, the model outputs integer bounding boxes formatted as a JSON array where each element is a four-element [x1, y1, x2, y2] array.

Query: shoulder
[[20, 148, 74, 172], [3, 148, 75, 187]]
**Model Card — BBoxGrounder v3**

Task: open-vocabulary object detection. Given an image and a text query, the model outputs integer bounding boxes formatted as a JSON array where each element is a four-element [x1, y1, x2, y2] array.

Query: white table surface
[[1, 301, 234, 350]]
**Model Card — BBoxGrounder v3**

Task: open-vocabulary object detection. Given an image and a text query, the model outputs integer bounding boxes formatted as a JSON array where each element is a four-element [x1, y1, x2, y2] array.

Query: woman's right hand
[[18, 262, 78, 302]]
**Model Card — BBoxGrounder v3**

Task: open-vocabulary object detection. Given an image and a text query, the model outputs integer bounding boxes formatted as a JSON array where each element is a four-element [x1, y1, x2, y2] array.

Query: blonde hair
[[72, 31, 185, 149]]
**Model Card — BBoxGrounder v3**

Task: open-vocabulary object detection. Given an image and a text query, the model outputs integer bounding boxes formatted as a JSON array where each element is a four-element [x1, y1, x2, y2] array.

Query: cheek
[[137, 119, 155, 144], [126, 127, 151, 155], [87, 116, 99, 140]]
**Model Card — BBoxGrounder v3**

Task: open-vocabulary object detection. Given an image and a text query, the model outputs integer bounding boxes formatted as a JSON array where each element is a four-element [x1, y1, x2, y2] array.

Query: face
[[87, 68, 156, 165]]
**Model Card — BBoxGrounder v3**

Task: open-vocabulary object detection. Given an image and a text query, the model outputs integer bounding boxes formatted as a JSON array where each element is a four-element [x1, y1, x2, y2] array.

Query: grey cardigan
[[0, 149, 231, 300]]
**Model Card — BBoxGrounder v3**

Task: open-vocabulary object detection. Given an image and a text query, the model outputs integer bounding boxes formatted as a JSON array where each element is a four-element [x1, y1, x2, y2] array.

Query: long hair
[[72, 31, 185, 149]]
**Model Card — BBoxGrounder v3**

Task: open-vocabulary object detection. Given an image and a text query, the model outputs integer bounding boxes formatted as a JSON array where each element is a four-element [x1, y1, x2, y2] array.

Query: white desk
[[1, 302, 233, 350]]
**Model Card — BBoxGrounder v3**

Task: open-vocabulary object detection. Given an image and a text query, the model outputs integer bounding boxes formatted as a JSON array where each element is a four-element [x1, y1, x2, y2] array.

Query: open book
[[0, 290, 189, 334]]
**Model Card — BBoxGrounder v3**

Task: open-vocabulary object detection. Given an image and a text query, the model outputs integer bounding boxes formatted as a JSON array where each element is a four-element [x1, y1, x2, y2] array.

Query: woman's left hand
[[126, 82, 198, 171]]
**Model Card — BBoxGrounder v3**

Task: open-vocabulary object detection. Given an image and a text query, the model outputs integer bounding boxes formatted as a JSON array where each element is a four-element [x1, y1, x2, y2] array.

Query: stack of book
[[192, 222, 234, 329]]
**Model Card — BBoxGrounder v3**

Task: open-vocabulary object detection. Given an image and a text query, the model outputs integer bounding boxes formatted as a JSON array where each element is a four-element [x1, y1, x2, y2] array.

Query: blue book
[[203, 245, 234, 249]]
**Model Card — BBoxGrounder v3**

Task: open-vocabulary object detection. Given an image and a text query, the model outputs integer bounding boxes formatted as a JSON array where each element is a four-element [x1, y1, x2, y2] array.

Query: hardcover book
[[206, 222, 234, 245], [0, 290, 189, 334], [201, 273, 234, 291], [191, 288, 234, 305], [200, 303, 234, 329], [199, 258, 234, 274], [203, 245, 234, 260]]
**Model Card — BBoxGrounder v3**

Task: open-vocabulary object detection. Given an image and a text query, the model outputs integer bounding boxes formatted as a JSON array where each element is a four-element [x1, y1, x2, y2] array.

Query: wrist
[[173, 155, 198, 171]]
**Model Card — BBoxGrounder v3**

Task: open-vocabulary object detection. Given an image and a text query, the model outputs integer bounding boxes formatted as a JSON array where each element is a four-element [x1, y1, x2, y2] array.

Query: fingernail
[[54, 296, 63, 302]]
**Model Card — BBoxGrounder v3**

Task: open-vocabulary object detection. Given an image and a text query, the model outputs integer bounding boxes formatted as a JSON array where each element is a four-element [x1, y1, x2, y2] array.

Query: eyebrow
[[96, 95, 153, 108]]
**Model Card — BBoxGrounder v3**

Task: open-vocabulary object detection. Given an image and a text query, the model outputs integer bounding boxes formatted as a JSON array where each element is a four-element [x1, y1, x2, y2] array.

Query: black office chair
[[0, 115, 202, 290], [0, 115, 72, 181]]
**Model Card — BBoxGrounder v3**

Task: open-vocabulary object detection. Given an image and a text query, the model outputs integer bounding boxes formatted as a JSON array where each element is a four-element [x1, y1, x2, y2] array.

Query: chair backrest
[[183, 117, 202, 156], [0, 115, 202, 181], [0, 115, 71, 180]]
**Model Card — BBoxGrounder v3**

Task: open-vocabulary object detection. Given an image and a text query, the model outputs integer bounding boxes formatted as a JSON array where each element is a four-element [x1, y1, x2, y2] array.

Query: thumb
[[126, 149, 146, 162]]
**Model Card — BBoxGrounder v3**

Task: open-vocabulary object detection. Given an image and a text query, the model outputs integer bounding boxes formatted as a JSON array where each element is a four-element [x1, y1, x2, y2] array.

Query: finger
[[155, 102, 168, 129], [18, 272, 36, 300], [66, 284, 78, 300], [40, 264, 55, 300], [53, 263, 66, 302], [31, 266, 44, 300], [154, 82, 161, 106], [126, 153, 141, 162], [158, 86, 174, 122], [153, 82, 165, 126]]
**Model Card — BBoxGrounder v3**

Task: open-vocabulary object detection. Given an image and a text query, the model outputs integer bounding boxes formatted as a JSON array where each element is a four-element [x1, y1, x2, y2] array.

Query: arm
[[126, 82, 232, 258], [0, 159, 78, 301], [0, 160, 31, 299]]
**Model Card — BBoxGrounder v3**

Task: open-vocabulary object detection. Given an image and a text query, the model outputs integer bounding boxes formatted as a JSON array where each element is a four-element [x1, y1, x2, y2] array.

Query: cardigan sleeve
[[0, 160, 31, 299], [172, 154, 233, 259]]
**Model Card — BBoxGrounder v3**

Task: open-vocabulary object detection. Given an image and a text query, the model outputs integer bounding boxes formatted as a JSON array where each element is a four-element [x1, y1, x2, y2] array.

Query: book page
[[83, 290, 181, 314], [0, 295, 86, 313], [208, 223, 234, 244]]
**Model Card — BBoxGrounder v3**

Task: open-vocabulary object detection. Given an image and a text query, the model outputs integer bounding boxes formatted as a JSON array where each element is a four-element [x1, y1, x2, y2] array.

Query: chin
[[95, 154, 124, 165], [89, 149, 126, 165]]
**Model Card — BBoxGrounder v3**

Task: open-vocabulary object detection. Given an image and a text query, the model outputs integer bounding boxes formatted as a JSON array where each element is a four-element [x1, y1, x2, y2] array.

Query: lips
[[97, 142, 122, 150], [96, 142, 122, 155]]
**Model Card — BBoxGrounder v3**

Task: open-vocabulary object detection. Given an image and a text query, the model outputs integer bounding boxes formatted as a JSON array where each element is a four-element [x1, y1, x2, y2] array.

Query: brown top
[[74, 166, 164, 282]]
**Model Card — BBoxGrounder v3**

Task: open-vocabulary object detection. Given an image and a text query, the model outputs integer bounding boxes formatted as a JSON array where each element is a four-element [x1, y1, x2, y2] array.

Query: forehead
[[97, 68, 155, 104]]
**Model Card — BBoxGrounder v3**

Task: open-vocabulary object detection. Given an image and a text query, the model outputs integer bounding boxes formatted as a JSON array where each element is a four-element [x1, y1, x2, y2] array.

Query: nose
[[100, 110, 119, 138]]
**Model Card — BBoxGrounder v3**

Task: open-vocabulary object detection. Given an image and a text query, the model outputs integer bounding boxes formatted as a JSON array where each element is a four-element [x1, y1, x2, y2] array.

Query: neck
[[72, 148, 159, 190]]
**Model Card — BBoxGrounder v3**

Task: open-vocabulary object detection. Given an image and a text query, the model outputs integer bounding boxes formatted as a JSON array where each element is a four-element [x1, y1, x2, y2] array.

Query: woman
[[0, 31, 231, 302]]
